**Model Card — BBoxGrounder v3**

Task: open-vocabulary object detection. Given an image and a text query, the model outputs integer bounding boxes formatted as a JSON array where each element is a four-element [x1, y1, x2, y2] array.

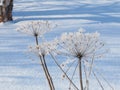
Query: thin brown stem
[[92, 71, 104, 90], [84, 59, 114, 90], [78, 58, 83, 90], [50, 53, 79, 90], [69, 62, 78, 90], [42, 55, 55, 90], [66, 60, 76, 74], [83, 61, 89, 90], [35, 36, 55, 90], [35, 36, 39, 45], [94, 69, 114, 90], [39, 56, 53, 90]]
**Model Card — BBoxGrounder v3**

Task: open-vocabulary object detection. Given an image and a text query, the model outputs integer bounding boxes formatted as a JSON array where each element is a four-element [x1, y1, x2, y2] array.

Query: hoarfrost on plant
[[57, 29, 106, 65], [16, 21, 55, 37], [29, 40, 58, 56]]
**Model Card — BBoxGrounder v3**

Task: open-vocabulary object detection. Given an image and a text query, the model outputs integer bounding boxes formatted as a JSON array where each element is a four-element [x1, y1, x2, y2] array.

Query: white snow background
[[0, 0, 120, 90]]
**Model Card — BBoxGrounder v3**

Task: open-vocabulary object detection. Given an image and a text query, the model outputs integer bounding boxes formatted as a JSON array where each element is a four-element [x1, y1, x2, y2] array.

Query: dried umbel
[[29, 40, 58, 56], [58, 29, 106, 64], [17, 20, 56, 90], [57, 29, 107, 90], [16, 20, 54, 37]]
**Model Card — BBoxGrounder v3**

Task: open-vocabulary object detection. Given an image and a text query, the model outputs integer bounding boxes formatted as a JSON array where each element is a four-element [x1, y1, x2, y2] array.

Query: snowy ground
[[0, 0, 120, 90]]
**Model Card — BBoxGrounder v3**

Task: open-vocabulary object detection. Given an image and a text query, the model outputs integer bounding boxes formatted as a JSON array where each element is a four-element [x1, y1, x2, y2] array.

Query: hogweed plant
[[17, 20, 78, 90], [17, 21, 55, 90], [29, 37, 79, 90], [17, 21, 114, 90], [56, 29, 113, 90]]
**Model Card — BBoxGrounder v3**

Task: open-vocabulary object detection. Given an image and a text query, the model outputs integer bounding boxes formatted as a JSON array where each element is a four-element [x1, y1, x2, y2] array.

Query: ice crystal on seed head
[[17, 21, 55, 37], [78, 28, 85, 33]]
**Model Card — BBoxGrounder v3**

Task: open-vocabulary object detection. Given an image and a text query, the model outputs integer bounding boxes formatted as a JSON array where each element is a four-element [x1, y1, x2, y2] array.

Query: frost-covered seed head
[[17, 21, 55, 37], [57, 29, 106, 63], [29, 40, 58, 56]]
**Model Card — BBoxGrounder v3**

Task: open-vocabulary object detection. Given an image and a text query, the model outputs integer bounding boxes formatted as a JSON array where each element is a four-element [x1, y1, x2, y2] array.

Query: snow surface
[[0, 0, 120, 90]]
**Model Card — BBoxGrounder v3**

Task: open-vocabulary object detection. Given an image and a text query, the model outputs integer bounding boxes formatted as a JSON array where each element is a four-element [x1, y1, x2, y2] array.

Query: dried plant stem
[[39, 56, 55, 90], [84, 59, 114, 90], [35, 35, 39, 45], [43, 56, 55, 90], [66, 60, 76, 74], [78, 58, 83, 90], [35, 36, 55, 90], [83, 62, 89, 90], [94, 69, 114, 90], [92, 71, 104, 90], [50, 53, 79, 90], [69, 62, 78, 90], [41, 55, 55, 90], [83, 56, 95, 90], [88, 55, 95, 77]]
